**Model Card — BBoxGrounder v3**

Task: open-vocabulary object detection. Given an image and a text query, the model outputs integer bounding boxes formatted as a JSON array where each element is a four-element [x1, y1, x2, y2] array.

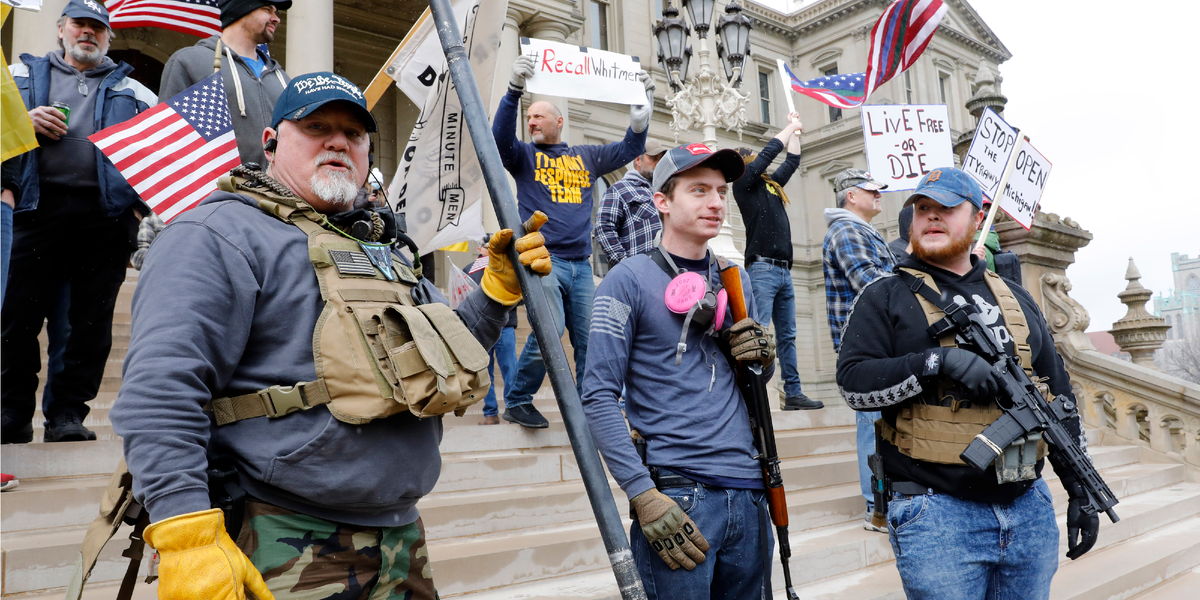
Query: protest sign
[[860, 104, 954, 191], [520, 37, 645, 105], [389, 0, 506, 255], [996, 141, 1051, 230], [963, 107, 1018, 200]]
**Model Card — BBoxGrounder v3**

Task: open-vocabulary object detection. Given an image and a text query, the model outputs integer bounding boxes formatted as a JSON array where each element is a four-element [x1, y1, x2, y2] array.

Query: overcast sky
[[759, 0, 1200, 331]]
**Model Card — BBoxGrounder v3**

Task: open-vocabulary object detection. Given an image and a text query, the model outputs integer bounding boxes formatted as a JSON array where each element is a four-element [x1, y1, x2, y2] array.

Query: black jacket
[[836, 255, 1083, 503], [731, 138, 799, 267]]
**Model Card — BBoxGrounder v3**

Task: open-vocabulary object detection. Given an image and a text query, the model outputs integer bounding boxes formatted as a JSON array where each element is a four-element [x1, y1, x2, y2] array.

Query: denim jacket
[[10, 52, 156, 217]]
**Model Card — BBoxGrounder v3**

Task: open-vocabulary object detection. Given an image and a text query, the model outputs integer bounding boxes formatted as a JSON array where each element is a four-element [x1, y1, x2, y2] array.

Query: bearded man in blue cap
[[111, 72, 551, 599], [836, 168, 1099, 599]]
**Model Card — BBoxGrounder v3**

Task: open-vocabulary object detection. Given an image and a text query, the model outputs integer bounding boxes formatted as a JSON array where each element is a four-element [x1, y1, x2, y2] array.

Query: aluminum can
[[51, 101, 71, 125]]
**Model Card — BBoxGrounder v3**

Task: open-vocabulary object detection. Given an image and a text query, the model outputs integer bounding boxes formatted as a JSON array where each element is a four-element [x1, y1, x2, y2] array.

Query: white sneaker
[[863, 517, 887, 533]]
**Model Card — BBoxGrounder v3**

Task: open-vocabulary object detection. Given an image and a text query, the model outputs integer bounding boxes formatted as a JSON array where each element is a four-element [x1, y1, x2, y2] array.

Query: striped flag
[[89, 72, 239, 223], [106, 0, 221, 38], [783, 0, 947, 109]]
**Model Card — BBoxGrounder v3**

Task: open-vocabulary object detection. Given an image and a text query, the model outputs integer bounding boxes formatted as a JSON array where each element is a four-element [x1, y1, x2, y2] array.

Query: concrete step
[[10, 579, 158, 600], [427, 520, 613, 597], [420, 480, 623, 541], [781, 481, 1200, 599], [1, 475, 111, 534], [1, 525, 152, 596], [0, 440, 124, 480], [1049, 516, 1200, 600], [450, 569, 618, 599], [1127, 565, 1200, 600]]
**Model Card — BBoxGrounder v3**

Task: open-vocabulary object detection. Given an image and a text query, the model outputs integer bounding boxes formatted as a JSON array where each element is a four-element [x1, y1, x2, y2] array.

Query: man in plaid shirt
[[822, 167, 897, 533], [594, 139, 667, 266]]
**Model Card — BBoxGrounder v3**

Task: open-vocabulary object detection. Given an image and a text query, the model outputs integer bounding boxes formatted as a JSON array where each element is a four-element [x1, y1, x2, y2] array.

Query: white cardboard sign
[[860, 105, 954, 191], [996, 141, 1052, 230], [519, 37, 645, 105], [962, 107, 1018, 200]]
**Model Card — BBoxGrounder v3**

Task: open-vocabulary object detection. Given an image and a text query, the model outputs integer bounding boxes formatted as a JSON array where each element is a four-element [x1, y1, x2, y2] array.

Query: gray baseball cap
[[652, 142, 745, 193], [643, 138, 668, 158], [834, 168, 888, 193]]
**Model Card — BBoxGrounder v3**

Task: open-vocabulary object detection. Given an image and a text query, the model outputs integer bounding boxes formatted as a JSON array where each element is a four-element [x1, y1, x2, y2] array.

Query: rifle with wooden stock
[[720, 262, 800, 600]]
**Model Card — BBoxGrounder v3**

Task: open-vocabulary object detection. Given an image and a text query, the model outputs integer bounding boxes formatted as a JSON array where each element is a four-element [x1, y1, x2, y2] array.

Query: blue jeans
[[505, 256, 593, 408], [747, 262, 802, 398], [888, 479, 1059, 600], [631, 483, 774, 600], [857, 410, 881, 512], [1, 201, 11, 304], [483, 327, 516, 417]]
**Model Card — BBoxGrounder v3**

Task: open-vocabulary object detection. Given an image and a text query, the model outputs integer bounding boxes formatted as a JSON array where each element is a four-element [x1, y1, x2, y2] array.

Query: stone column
[[285, 0, 334, 76], [11, 0, 69, 59], [1111, 258, 1171, 368], [480, 9, 525, 235]]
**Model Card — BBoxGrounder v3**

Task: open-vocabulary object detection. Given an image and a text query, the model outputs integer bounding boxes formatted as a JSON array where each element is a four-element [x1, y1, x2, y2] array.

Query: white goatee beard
[[310, 151, 359, 212], [65, 37, 104, 67]]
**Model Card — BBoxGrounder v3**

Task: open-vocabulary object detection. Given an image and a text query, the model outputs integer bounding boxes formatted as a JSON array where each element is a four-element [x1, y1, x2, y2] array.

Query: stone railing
[[998, 213, 1200, 470]]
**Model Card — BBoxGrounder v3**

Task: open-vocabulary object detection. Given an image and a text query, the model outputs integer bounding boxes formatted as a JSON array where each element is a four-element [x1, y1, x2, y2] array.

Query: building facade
[[2, 0, 1013, 403], [1155, 252, 1200, 344]]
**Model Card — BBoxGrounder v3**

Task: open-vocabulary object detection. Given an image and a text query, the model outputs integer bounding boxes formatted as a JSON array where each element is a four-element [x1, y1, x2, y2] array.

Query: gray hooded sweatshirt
[[39, 51, 119, 191], [159, 35, 288, 168], [111, 192, 510, 526]]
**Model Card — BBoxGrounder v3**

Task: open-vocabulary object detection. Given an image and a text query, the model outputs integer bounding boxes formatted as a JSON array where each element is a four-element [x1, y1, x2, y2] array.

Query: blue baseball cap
[[271, 72, 377, 133], [652, 142, 745, 193], [904, 168, 983, 210], [62, 0, 111, 28]]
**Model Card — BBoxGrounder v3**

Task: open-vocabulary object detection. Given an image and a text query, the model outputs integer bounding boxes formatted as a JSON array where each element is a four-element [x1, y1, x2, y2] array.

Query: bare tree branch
[[1156, 339, 1200, 384]]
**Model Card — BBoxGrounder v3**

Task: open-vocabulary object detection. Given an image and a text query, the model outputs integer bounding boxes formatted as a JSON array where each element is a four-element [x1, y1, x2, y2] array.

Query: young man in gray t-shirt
[[581, 143, 778, 598]]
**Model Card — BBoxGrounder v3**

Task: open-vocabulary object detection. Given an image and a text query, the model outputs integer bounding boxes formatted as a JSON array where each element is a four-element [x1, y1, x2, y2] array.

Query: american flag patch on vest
[[329, 250, 377, 277]]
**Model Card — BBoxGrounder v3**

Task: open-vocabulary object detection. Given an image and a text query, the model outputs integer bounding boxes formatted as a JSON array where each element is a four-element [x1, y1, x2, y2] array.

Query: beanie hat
[[219, 0, 291, 29]]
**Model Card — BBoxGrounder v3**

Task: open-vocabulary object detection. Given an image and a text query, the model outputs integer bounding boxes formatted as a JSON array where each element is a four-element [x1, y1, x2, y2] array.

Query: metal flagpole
[[425, 1, 647, 597]]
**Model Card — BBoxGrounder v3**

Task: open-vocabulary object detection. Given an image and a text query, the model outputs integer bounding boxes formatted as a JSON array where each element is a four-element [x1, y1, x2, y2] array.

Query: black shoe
[[782, 394, 824, 411], [1, 420, 33, 444], [503, 404, 549, 429], [43, 415, 97, 442]]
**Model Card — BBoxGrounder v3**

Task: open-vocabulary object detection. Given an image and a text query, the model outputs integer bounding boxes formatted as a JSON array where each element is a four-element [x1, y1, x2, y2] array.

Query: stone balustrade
[[999, 212, 1200, 470]]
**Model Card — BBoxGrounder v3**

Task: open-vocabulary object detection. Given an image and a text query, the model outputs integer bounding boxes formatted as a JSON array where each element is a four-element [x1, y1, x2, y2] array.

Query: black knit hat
[[219, 0, 291, 29]]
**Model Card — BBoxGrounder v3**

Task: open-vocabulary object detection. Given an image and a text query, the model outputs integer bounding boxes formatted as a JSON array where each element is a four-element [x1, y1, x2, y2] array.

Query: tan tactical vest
[[878, 267, 1049, 465], [206, 176, 491, 425]]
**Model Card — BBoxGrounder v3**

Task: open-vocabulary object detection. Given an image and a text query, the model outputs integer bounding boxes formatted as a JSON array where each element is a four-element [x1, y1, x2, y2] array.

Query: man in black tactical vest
[[106, 72, 551, 599], [835, 168, 1100, 599]]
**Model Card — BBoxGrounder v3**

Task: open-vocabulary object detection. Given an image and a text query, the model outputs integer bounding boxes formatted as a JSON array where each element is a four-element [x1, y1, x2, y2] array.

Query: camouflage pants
[[235, 500, 438, 600]]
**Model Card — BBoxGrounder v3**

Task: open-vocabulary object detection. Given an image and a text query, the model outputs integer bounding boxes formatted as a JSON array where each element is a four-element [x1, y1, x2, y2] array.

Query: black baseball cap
[[271, 72, 377, 133], [62, 0, 110, 28], [652, 143, 745, 193]]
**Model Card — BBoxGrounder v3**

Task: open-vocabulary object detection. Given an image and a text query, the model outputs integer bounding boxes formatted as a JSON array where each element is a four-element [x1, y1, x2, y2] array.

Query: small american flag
[[467, 255, 489, 274], [784, 0, 947, 109], [89, 72, 239, 223], [106, 0, 221, 39]]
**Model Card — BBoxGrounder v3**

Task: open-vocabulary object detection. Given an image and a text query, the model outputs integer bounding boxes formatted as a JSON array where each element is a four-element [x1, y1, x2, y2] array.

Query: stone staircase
[[4, 271, 1200, 599]]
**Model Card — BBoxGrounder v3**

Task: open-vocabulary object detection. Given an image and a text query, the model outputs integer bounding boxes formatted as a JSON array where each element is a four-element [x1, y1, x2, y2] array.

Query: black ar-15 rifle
[[899, 271, 1120, 524], [720, 263, 800, 600]]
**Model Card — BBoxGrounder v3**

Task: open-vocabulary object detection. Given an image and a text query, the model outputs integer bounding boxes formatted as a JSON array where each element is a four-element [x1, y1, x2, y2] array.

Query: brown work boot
[[478, 415, 500, 425]]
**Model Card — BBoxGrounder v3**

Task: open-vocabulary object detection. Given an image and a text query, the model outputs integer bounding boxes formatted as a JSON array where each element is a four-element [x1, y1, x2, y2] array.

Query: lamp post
[[654, 0, 754, 259], [655, 0, 753, 147]]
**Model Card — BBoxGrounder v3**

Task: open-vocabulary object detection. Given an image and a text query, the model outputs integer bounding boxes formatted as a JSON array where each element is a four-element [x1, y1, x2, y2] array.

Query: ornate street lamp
[[654, 0, 755, 259]]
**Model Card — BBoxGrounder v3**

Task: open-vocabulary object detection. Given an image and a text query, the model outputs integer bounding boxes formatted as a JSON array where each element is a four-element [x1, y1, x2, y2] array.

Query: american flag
[[783, 0, 947, 109], [106, 0, 221, 38], [89, 72, 239, 223], [467, 255, 489, 274]]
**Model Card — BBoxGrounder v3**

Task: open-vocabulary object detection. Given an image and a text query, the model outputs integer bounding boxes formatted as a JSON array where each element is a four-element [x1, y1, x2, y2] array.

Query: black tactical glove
[[1061, 476, 1100, 559], [923, 347, 1002, 398]]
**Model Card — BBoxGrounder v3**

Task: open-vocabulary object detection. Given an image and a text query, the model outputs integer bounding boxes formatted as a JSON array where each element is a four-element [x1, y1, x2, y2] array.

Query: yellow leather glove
[[480, 210, 552, 305], [143, 508, 274, 600], [631, 488, 709, 570]]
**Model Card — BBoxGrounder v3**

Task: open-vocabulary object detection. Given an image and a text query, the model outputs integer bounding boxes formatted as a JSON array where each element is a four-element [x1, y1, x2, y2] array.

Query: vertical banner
[[389, 0, 507, 256], [859, 104, 954, 191]]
